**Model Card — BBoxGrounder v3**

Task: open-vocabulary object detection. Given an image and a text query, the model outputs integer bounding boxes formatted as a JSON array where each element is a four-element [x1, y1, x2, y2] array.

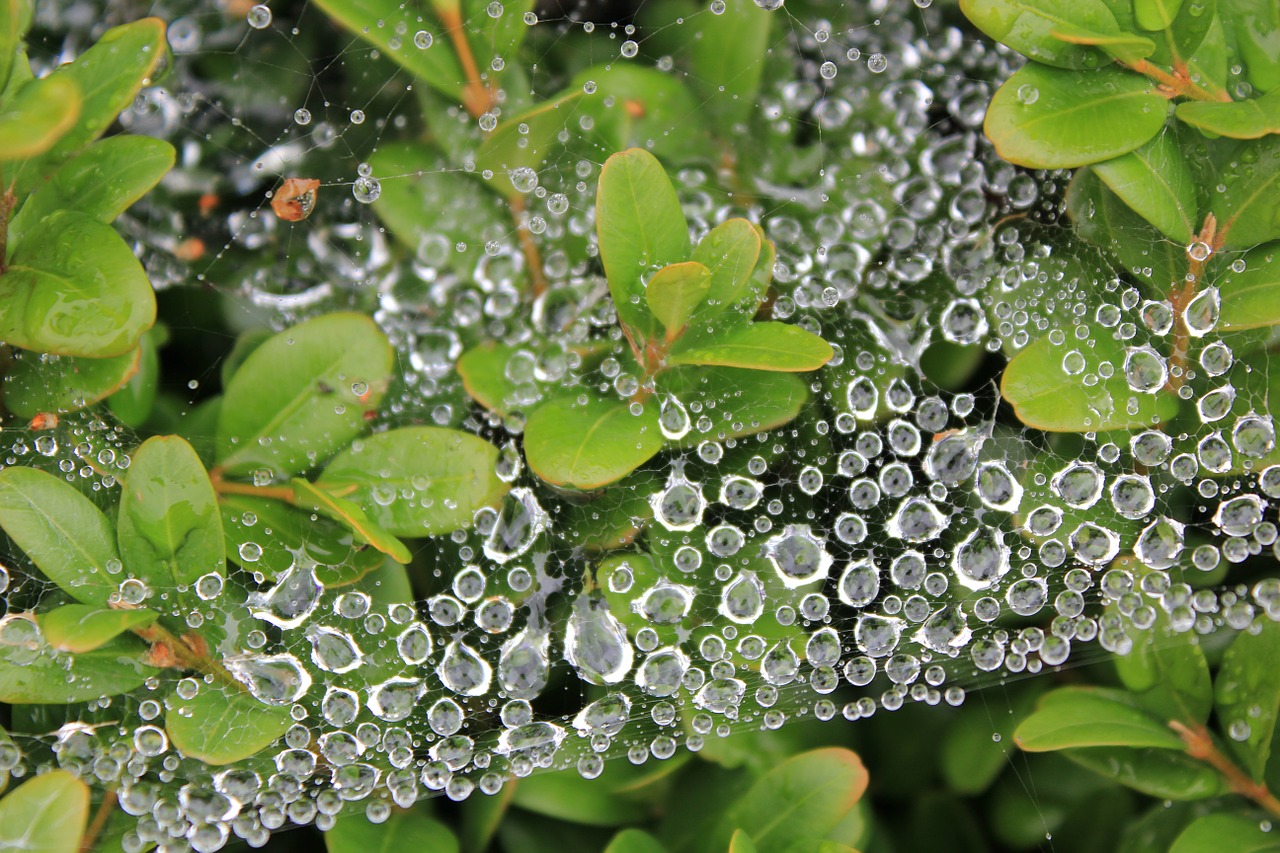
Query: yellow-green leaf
[[669, 322, 834, 372], [0, 771, 88, 853], [524, 396, 664, 489], [38, 605, 156, 653], [646, 261, 711, 340], [0, 75, 80, 161], [291, 479, 411, 563]]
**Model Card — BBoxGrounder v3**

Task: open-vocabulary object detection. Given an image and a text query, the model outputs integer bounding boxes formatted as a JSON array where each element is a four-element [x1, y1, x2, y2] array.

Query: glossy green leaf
[[715, 748, 868, 851], [9, 18, 169, 196], [689, 218, 763, 320], [118, 436, 225, 591], [669, 322, 834, 372], [1065, 746, 1225, 799], [107, 328, 160, 428], [475, 90, 583, 198], [1185, 11, 1228, 94], [1001, 333, 1179, 431], [1145, 0, 1216, 69], [291, 479, 411, 563], [324, 808, 459, 853], [1221, 242, 1280, 330], [38, 605, 156, 654], [2, 346, 140, 419], [1216, 618, 1280, 780], [0, 466, 118, 605], [0, 770, 88, 853], [0, 629, 153, 703], [318, 426, 506, 537], [10, 135, 175, 246], [220, 493, 384, 584], [985, 64, 1168, 169], [959, 0, 1122, 68], [1014, 687, 1185, 751], [1134, 0, 1183, 30], [597, 148, 690, 342], [1177, 90, 1280, 139], [215, 312, 393, 477], [1170, 814, 1280, 853], [1066, 167, 1184, 293], [1093, 134, 1197, 242], [165, 684, 291, 766], [0, 0, 32, 95], [1222, 0, 1280, 93], [646, 261, 711, 340], [461, 0, 533, 89], [1049, 23, 1156, 63], [661, 366, 808, 444], [0, 210, 155, 357], [729, 830, 759, 853], [524, 395, 663, 489], [457, 343, 521, 416], [310, 0, 465, 102], [0, 75, 79, 161], [561, 469, 656, 551], [512, 768, 652, 826], [1215, 136, 1280, 249]]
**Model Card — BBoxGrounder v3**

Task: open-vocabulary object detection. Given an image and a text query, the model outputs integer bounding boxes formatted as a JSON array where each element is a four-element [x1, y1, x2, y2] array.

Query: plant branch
[[80, 789, 117, 853], [209, 468, 297, 503], [1165, 213, 1219, 394], [132, 621, 242, 691], [437, 5, 492, 118], [509, 194, 548, 299], [1125, 59, 1231, 102], [0, 186, 15, 272], [1172, 720, 1280, 819]]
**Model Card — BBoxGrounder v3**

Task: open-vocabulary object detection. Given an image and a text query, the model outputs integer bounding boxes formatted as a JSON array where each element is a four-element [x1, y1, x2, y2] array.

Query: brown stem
[[80, 790, 117, 853], [1126, 59, 1232, 102], [1172, 721, 1280, 819], [133, 622, 243, 691], [0, 187, 15, 271], [437, 5, 491, 118], [509, 195, 548, 299], [1165, 214, 1220, 394], [209, 467, 297, 503]]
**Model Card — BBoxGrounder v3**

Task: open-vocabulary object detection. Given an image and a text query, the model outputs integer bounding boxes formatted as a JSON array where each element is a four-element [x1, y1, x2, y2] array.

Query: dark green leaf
[[0, 629, 153, 703], [218, 328, 272, 390], [959, 0, 1122, 68], [1014, 687, 1185, 751], [1093, 134, 1197, 242], [1215, 136, 1280, 249], [317, 426, 506, 537], [475, 90, 584, 198], [291, 479, 411, 563], [0, 770, 88, 853], [215, 312, 393, 477], [0, 466, 119, 605], [646, 261, 711, 341], [118, 435, 225, 591], [324, 808, 459, 853], [561, 469, 656, 551], [461, 0, 533, 93], [460, 781, 517, 853], [0, 75, 79, 161], [597, 148, 690, 342], [524, 395, 663, 489], [668, 321, 833, 372], [107, 329, 160, 428], [1145, 0, 1216, 69], [984, 64, 1168, 169], [220, 493, 385, 583], [604, 829, 667, 853], [512, 768, 652, 826], [165, 684, 291, 766], [0, 210, 155, 357], [1221, 0, 1280, 93], [1220, 242, 1280, 330], [1170, 814, 1280, 853], [1065, 167, 1184, 293], [1178, 90, 1280, 139], [660, 366, 808, 444], [38, 605, 156, 653], [1216, 618, 1280, 780], [2, 346, 140, 419], [1064, 746, 1225, 799]]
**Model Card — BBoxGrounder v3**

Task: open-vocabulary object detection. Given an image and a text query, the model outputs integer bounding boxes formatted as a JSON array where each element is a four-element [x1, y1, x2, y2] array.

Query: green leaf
[[523, 395, 664, 489], [646, 261, 711, 340], [215, 312, 393, 477], [1014, 687, 1186, 751], [729, 830, 759, 853], [1001, 332, 1179, 431], [309, 0, 465, 102], [660, 366, 808, 444], [10, 135, 175, 247], [1221, 242, 1280, 330], [1216, 619, 1280, 780], [107, 328, 160, 428], [603, 829, 666, 853], [572, 65, 714, 166], [984, 64, 1168, 169], [1, 346, 140, 419], [460, 781, 516, 853], [291, 479, 411, 563], [38, 605, 156, 653], [686, 0, 773, 127], [0, 629, 153, 703], [474, 90, 584, 198], [1050, 23, 1157, 63], [715, 748, 869, 851], [324, 808, 459, 853], [0, 75, 79, 161], [689, 218, 763, 321], [460, 0, 533, 92], [457, 343, 521, 416], [8, 18, 169, 196], [165, 684, 291, 766], [0, 466, 119, 606], [959, 0, 1123, 69], [1170, 814, 1280, 853], [1215, 136, 1280, 249], [596, 148, 690, 343], [1093, 134, 1197, 242], [220, 493, 385, 584], [0, 210, 155, 357], [560, 469, 657, 551], [1145, 0, 1216, 69], [1178, 90, 1280, 139], [1134, 0, 1183, 30], [118, 436, 225, 592], [512, 769, 652, 826], [317, 426, 506, 537], [1064, 746, 1225, 799], [1221, 0, 1280, 94], [1065, 167, 1184, 293], [669, 321, 833, 372], [0, 0, 32, 95], [0, 770, 88, 853]]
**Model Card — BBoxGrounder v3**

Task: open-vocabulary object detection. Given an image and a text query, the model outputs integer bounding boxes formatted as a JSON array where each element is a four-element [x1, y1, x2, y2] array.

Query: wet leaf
[[1064, 746, 1225, 799], [1169, 813, 1280, 853], [661, 366, 808, 444], [291, 479, 411, 563], [10, 135, 175, 246], [1001, 332, 1179, 431], [597, 148, 690, 342], [107, 329, 160, 428], [646, 261, 711, 340], [1014, 687, 1185, 751], [561, 469, 657, 551], [1, 346, 140, 419], [984, 64, 1168, 169], [1215, 618, 1280, 780], [216, 312, 393, 477], [0, 210, 155, 358], [38, 605, 157, 654], [318, 426, 506, 537], [165, 684, 291, 766], [1065, 167, 1184, 293], [475, 90, 584, 198], [572, 65, 714, 166], [1093, 134, 1197, 242], [324, 807, 459, 853], [1050, 23, 1156, 63], [0, 629, 153, 703], [220, 493, 385, 583], [1221, 0, 1280, 93], [1220, 242, 1280, 330], [118, 436, 225, 591], [687, 0, 772, 127], [461, 0, 533, 91], [1214, 136, 1280, 250], [1178, 90, 1280, 140], [689, 218, 763, 321], [0, 770, 88, 853], [669, 321, 833, 372], [1145, 0, 1216, 69], [1134, 0, 1183, 30], [0, 465, 119, 606], [959, 0, 1122, 68], [457, 342, 521, 416], [524, 395, 664, 489], [0, 75, 79, 161]]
